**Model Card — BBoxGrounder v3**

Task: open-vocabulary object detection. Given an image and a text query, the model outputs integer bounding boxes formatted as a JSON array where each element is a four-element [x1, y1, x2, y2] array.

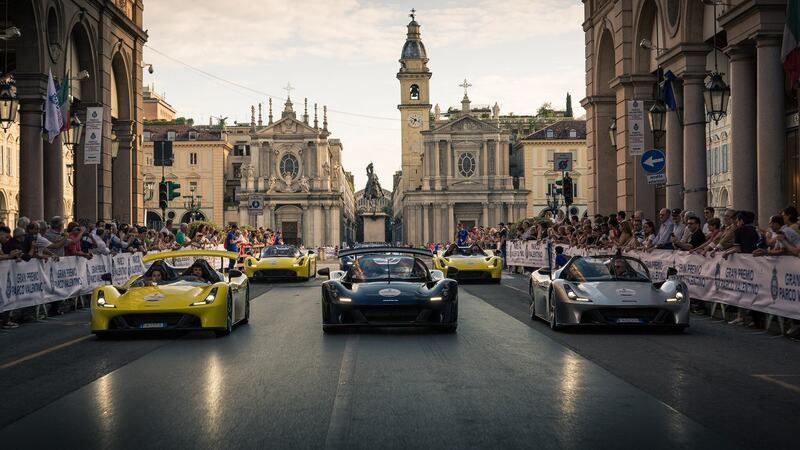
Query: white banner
[[505, 240, 800, 320], [627, 100, 645, 156], [0, 253, 144, 313], [83, 106, 103, 165]]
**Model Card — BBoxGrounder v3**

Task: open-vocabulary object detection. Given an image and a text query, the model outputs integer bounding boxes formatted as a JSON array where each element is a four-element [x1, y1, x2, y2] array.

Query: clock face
[[408, 113, 423, 128]]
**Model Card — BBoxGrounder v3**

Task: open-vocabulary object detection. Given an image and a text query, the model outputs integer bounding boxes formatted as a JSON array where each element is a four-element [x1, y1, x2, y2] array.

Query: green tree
[[536, 102, 556, 117], [565, 93, 573, 118]]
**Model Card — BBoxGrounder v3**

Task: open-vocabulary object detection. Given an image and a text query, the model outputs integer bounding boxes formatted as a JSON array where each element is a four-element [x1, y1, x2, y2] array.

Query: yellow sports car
[[243, 245, 317, 281], [91, 250, 250, 338], [433, 245, 503, 283]]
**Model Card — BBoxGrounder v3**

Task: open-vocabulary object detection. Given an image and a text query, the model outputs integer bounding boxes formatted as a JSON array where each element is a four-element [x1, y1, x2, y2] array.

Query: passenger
[[611, 259, 635, 279], [150, 269, 164, 283]]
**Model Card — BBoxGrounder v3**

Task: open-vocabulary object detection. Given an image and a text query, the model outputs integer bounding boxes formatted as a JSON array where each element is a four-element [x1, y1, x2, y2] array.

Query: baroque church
[[393, 16, 529, 245], [228, 96, 356, 247]]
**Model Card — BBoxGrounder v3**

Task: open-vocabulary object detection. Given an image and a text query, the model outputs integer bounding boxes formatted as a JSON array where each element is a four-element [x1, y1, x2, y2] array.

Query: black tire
[[549, 290, 562, 331], [492, 277, 502, 284], [529, 282, 537, 320], [241, 284, 251, 324], [323, 324, 343, 334], [215, 292, 233, 337], [441, 324, 458, 333]]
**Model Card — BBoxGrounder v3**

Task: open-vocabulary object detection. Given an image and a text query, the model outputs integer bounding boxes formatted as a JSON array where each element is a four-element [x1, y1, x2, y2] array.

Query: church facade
[[393, 17, 528, 245], [228, 97, 356, 247]]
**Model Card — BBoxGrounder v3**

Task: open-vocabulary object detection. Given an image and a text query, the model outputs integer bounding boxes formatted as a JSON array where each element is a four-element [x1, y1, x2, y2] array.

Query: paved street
[[1, 272, 799, 450]]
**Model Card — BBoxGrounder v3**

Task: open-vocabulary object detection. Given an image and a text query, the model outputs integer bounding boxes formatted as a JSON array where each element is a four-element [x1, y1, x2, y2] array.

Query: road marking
[[504, 284, 529, 296], [324, 334, 359, 450], [0, 334, 93, 370], [752, 374, 800, 394]]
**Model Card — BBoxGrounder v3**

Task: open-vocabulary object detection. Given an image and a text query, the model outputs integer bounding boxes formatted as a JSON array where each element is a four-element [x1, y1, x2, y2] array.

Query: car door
[[532, 270, 551, 320], [229, 274, 246, 322]]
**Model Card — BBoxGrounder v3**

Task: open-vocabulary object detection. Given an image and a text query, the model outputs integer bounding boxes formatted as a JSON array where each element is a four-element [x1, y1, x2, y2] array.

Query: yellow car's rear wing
[[144, 250, 240, 263]]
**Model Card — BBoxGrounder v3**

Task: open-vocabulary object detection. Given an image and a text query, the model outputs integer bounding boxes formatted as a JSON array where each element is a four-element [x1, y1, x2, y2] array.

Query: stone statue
[[363, 162, 384, 211], [267, 175, 278, 193], [298, 175, 311, 193]]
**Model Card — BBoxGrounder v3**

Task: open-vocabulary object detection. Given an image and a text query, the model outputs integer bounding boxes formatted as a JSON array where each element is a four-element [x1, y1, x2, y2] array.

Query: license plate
[[616, 318, 642, 324], [141, 323, 166, 329]]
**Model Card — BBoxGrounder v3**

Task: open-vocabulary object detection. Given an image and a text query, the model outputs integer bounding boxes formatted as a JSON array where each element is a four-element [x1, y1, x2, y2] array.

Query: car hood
[[439, 256, 494, 269], [253, 256, 304, 268], [344, 281, 434, 304], [115, 285, 215, 309], [570, 281, 668, 305]]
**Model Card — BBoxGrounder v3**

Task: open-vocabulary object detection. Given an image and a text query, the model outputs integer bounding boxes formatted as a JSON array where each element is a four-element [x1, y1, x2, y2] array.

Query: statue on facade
[[267, 175, 278, 193], [363, 162, 385, 211], [298, 175, 311, 193]]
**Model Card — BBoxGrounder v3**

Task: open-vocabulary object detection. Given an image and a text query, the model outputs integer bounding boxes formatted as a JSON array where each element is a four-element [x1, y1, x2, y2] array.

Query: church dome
[[401, 20, 427, 59]]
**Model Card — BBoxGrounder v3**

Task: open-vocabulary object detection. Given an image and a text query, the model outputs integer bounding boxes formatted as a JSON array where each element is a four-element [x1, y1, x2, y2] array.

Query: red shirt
[[64, 231, 82, 256]]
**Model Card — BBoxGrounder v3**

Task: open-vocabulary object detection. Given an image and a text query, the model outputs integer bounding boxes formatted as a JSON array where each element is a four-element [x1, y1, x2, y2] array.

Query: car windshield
[[444, 245, 487, 257], [562, 256, 650, 282], [261, 246, 298, 257], [132, 274, 213, 287], [346, 254, 428, 283]]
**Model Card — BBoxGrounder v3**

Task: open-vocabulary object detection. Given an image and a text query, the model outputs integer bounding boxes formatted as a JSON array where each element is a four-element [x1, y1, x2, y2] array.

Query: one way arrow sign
[[640, 149, 665, 174]]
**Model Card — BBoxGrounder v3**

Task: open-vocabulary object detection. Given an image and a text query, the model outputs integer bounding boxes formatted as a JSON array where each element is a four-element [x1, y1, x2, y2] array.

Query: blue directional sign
[[640, 149, 666, 174]]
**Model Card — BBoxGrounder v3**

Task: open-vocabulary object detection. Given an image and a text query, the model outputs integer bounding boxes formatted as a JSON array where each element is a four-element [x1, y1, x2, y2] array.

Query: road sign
[[248, 194, 264, 214], [640, 148, 666, 174], [647, 173, 667, 185], [553, 153, 573, 172], [627, 100, 644, 156]]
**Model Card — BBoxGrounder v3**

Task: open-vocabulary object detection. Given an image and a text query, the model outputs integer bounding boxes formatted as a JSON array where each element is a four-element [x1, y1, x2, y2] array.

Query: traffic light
[[167, 182, 181, 201], [562, 174, 574, 206], [158, 179, 168, 210], [553, 179, 563, 196]]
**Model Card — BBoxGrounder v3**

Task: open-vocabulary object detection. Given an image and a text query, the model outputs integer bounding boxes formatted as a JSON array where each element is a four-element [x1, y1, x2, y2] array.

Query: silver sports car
[[528, 255, 690, 330]]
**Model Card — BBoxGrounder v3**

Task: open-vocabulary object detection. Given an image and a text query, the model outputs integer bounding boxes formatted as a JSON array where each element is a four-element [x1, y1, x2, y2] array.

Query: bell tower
[[397, 10, 432, 191]]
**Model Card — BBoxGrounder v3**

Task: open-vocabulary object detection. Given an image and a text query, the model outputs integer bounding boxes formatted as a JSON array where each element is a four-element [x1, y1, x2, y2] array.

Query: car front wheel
[[549, 291, 562, 331], [215, 292, 233, 337]]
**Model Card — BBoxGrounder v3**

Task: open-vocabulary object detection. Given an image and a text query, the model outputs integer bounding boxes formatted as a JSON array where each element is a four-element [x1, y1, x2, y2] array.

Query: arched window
[[458, 153, 476, 177], [280, 153, 300, 180], [410, 84, 420, 100]]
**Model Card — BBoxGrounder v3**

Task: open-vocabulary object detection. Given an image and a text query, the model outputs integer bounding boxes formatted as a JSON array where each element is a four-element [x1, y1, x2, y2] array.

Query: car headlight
[[666, 292, 684, 303], [96, 291, 116, 308], [564, 285, 590, 302], [191, 288, 217, 306], [430, 296, 443, 302], [338, 297, 352, 303]]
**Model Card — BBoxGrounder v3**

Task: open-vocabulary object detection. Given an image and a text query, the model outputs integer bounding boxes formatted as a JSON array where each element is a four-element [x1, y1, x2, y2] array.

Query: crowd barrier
[[506, 240, 800, 321], [0, 253, 145, 314]]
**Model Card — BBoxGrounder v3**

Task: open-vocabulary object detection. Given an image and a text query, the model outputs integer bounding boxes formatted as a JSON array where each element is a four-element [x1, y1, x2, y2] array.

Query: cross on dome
[[409, 8, 416, 20], [459, 78, 472, 97], [283, 82, 295, 100]]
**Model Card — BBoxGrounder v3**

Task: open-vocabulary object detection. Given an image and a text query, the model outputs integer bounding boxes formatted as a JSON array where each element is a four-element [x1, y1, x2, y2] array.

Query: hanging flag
[[57, 70, 71, 133], [660, 70, 678, 111], [782, 0, 800, 86], [44, 69, 64, 143]]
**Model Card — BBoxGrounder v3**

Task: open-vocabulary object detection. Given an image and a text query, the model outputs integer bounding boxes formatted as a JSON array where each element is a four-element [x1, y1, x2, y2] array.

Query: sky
[[143, 0, 585, 189]]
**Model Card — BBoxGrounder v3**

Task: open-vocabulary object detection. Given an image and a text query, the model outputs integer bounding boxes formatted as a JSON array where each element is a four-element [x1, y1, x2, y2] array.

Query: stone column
[[482, 203, 489, 227], [422, 203, 429, 244], [665, 83, 683, 209], [112, 120, 134, 223], [18, 98, 45, 220], [422, 143, 431, 190], [480, 142, 488, 182], [728, 47, 758, 212], [682, 74, 708, 216], [448, 204, 454, 242], [432, 142, 440, 190], [756, 37, 786, 222], [43, 136, 65, 219], [446, 141, 453, 179]]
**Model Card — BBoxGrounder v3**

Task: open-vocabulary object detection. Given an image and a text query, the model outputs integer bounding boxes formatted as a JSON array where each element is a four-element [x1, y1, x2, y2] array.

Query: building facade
[[226, 98, 356, 247], [583, 0, 794, 222], [143, 84, 176, 121], [393, 17, 528, 245], [9, 0, 146, 223], [517, 120, 588, 217], [142, 124, 231, 227]]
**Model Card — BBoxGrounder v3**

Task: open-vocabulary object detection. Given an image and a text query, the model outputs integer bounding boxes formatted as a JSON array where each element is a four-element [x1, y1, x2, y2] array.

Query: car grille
[[110, 313, 201, 329], [255, 269, 297, 278], [581, 308, 675, 325], [455, 270, 491, 280]]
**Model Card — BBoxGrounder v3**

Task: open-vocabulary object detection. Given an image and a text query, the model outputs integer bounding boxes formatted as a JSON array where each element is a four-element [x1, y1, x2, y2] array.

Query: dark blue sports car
[[338, 242, 389, 271], [319, 247, 458, 333]]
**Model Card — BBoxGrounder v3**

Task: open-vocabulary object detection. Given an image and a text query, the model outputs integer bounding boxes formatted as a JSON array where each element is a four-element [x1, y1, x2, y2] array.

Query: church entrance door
[[282, 221, 299, 246], [460, 220, 476, 229]]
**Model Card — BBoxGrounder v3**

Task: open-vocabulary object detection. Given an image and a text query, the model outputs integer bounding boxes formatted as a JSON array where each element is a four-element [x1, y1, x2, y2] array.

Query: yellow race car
[[91, 250, 250, 337], [243, 245, 317, 281], [433, 245, 503, 283]]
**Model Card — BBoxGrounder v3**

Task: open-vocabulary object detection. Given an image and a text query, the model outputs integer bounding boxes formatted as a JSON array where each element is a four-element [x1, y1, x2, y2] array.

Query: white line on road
[[0, 335, 93, 370], [324, 334, 359, 450]]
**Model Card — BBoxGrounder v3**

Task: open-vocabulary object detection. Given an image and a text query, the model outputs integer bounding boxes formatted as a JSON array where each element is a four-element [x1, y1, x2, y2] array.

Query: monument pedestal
[[361, 211, 387, 243]]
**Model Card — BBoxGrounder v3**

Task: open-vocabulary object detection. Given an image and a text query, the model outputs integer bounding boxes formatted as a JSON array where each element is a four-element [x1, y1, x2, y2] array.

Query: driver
[[611, 258, 636, 278], [150, 268, 164, 283], [186, 262, 211, 282], [470, 244, 483, 256], [360, 258, 384, 278]]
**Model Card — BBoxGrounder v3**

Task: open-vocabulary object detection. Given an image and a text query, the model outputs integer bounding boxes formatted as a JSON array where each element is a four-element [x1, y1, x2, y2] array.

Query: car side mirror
[[539, 268, 551, 276], [100, 273, 113, 282], [228, 269, 243, 278], [430, 270, 444, 281], [666, 267, 678, 278], [318, 267, 331, 279], [446, 267, 459, 278]]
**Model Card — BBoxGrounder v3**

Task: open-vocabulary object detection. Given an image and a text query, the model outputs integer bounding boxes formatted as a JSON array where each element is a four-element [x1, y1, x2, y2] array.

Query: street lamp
[[0, 76, 18, 131], [609, 118, 617, 149], [648, 100, 667, 141], [704, 0, 730, 124], [62, 114, 84, 150]]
